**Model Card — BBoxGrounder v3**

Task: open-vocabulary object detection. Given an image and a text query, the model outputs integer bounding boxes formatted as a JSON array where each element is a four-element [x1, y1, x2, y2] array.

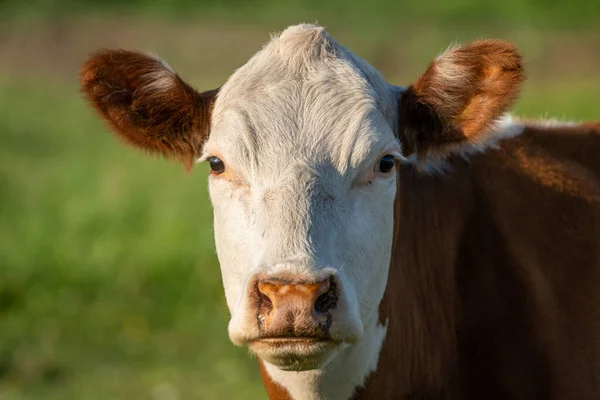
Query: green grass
[[0, 13, 598, 398], [0, 78, 264, 399], [3, 0, 600, 31]]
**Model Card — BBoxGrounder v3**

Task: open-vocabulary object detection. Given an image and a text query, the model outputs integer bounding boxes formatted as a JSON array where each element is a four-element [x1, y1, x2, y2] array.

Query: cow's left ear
[[398, 40, 524, 164]]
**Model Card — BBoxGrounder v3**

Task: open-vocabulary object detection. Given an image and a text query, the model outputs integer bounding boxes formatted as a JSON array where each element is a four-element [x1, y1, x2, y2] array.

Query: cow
[[79, 24, 600, 399]]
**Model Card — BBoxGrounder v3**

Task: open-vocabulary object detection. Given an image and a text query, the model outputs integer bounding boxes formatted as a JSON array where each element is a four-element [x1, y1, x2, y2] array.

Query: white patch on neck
[[402, 114, 526, 175], [526, 117, 580, 128], [263, 316, 388, 400]]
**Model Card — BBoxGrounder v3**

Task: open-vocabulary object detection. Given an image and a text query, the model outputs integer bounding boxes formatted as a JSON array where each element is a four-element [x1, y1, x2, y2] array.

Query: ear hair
[[80, 49, 218, 169], [399, 40, 525, 162]]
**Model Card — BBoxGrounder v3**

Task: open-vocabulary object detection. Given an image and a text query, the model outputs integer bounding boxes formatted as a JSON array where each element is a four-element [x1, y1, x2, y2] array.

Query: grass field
[[1, 3, 599, 399], [0, 76, 264, 399]]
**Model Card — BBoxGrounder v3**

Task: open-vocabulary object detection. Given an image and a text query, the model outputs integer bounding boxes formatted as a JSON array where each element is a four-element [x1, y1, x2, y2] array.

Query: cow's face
[[203, 26, 401, 370], [80, 24, 523, 373]]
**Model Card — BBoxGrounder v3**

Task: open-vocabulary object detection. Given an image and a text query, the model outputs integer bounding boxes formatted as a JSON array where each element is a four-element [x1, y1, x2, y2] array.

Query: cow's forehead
[[205, 24, 400, 180]]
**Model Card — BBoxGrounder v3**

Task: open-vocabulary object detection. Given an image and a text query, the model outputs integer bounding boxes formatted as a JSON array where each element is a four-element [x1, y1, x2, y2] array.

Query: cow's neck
[[352, 165, 470, 398], [259, 310, 387, 400]]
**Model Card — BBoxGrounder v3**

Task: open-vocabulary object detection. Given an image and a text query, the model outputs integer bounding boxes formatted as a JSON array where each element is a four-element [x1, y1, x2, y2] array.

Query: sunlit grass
[[0, 79, 264, 399]]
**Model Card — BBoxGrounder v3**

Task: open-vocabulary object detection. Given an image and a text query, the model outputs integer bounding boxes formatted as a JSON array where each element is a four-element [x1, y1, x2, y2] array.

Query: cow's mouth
[[249, 336, 340, 371], [253, 336, 330, 345]]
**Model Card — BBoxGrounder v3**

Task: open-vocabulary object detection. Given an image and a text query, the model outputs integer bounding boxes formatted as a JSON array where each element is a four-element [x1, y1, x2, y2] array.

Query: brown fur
[[79, 49, 218, 169], [351, 42, 599, 399], [352, 122, 600, 399], [399, 40, 525, 164], [259, 360, 293, 400]]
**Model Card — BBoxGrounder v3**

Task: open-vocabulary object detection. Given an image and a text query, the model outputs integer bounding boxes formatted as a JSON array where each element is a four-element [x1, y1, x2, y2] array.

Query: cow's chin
[[250, 338, 340, 371]]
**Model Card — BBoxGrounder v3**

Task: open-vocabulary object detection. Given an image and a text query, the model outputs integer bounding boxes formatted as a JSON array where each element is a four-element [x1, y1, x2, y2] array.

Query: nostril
[[314, 290, 335, 314], [259, 291, 273, 311], [255, 282, 273, 316], [314, 277, 337, 314]]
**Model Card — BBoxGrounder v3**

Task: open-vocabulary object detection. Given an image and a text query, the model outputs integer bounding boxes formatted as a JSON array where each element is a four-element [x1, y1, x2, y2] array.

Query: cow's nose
[[254, 276, 337, 334], [257, 277, 336, 313]]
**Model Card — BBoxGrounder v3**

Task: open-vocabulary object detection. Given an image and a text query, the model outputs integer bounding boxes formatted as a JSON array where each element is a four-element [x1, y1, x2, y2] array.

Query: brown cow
[[80, 24, 600, 399]]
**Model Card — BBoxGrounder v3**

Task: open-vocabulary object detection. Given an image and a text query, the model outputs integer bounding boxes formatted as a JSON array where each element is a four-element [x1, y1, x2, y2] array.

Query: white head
[[80, 24, 524, 378], [203, 25, 401, 369]]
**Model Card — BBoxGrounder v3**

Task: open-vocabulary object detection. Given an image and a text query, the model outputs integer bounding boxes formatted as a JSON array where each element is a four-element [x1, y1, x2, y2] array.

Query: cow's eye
[[378, 155, 395, 173], [209, 156, 225, 174]]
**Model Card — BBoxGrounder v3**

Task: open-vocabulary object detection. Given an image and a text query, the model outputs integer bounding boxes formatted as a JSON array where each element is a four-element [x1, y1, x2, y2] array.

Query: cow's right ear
[[80, 49, 218, 169]]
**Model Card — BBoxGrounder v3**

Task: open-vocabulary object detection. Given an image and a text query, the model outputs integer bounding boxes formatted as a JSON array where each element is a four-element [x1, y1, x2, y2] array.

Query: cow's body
[[80, 24, 600, 399]]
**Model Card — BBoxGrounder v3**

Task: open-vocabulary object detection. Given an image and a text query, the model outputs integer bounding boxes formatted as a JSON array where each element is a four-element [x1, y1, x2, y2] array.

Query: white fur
[[202, 24, 398, 398], [139, 68, 176, 95], [137, 53, 178, 94], [401, 114, 526, 174], [525, 117, 579, 128], [264, 316, 388, 400]]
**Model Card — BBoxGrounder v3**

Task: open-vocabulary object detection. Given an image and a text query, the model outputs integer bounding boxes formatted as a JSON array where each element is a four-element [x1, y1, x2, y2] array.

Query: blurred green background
[[0, 1, 598, 399]]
